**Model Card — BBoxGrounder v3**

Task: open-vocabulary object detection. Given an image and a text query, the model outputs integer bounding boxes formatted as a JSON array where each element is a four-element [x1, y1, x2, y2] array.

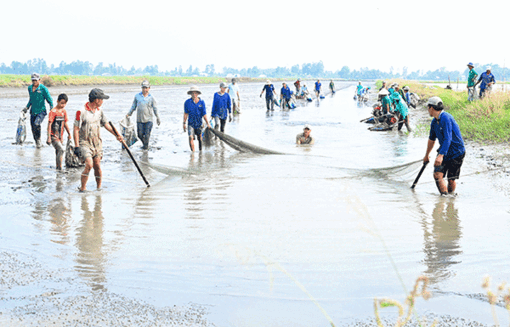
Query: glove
[[74, 147, 81, 158], [21, 107, 28, 114], [156, 117, 161, 126], [229, 114, 232, 122]]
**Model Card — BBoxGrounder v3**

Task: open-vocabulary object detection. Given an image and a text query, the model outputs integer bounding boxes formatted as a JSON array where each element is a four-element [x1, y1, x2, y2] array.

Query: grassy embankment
[[377, 79, 510, 144], [0, 74, 269, 88]]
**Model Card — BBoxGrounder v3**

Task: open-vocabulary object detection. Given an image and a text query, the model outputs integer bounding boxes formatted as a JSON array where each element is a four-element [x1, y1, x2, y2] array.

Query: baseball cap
[[31, 73, 40, 81], [303, 124, 311, 130], [89, 88, 110, 100], [426, 96, 442, 107], [141, 80, 150, 88], [487, 66, 492, 71], [220, 82, 228, 88]]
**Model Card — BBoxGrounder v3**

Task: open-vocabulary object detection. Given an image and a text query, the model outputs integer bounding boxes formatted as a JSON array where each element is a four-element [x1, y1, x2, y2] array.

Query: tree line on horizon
[[1, 58, 508, 81]]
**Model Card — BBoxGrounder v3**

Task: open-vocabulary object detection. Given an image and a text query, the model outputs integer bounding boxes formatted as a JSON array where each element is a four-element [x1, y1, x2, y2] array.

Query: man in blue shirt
[[126, 80, 161, 150], [183, 86, 212, 152], [315, 80, 321, 99], [423, 96, 466, 195], [260, 80, 277, 111], [475, 66, 495, 98], [280, 83, 292, 109], [211, 82, 232, 132]]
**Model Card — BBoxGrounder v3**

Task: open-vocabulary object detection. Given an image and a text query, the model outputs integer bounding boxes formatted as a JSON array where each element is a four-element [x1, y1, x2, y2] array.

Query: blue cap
[[467, 62, 474, 67]]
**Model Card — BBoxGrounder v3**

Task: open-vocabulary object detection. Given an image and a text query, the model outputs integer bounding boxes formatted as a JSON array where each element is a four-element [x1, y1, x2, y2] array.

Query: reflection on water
[[422, 196, 462, 285], [48, 174, 71, 245], [75, 195, 106, 291]]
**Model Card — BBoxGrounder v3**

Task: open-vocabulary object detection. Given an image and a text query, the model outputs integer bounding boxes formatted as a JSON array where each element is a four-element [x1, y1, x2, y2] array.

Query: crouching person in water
[[296, 125, 315, 145], [47, 94, 71, 170], [423, 97, 465, 195], [74, 89, 124, 192], [183, 85, 212, 152], [211, 82, 232, 133]]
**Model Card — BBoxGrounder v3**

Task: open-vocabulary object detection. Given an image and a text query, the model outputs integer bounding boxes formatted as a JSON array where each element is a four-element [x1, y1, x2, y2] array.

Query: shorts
[[188, 125, 202, 138], [79, 140, 103, 160], [434, 152, 465, 180]]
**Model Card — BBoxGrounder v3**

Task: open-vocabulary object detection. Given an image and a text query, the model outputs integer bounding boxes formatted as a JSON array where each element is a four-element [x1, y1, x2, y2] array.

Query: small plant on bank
[[373, 276, 437, 327]]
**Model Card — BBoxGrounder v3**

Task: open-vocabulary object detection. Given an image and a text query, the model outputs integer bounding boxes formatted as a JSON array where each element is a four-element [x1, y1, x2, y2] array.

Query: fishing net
[[15, 111, 27, 145], [65, 139, 83, 168], [208, 128, 284, 155], [119, 116, 137, 148]]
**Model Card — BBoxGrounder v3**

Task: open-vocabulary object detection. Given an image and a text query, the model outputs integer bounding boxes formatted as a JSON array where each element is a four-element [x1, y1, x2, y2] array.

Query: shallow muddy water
[[1, 81, 510, 326]]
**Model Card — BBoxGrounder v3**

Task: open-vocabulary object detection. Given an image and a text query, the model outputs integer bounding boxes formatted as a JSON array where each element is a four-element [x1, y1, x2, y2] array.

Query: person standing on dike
[[475, 66, 495, 98], [22, 73, 53, 148], [126, 80, 161, 150], [74, 89, 124, 192], [423, 96, 466, 196], [466, 62, 478, 101], [260, 80, 277, 111], [183, 85, 212, 152], [46, 93, 71, 170], [211, 82, 232, 133]]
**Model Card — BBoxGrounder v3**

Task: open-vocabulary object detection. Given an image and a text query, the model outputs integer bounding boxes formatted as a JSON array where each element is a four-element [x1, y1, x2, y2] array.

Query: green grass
[[0, 74, 268, 88], [380, 79, 510, 144]]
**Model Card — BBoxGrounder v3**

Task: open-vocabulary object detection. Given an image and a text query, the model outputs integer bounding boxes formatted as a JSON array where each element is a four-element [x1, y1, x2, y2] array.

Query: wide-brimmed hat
[[378, 89, 389, 95], [426, 96, 442, 107], [467, 62, 474, 67], [187, 85, 201, 95], [31, 73, 40, 81], [266, 79, 271, 84], [486, 66, 492, 71]]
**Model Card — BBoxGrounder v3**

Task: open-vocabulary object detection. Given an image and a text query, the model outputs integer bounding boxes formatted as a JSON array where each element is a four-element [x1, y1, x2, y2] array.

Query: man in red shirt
[[46, 94, 71, 170]]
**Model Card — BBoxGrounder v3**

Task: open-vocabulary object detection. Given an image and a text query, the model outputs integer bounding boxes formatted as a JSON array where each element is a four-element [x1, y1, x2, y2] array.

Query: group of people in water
[[19, 73, 464, 196]]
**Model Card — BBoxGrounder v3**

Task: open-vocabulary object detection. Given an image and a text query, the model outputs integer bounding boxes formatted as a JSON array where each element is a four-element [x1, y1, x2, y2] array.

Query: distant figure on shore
[[294, 78, 301, 94], [22, 73, 53, 148], [315, 80, 322, 99], [296, 125, 314, 145], [329, 80, 335, 93], [211, 82, 232, 133], [475, 66, 495, 98], [126, 80, 161, 150], [47, 94, 71, 170], [227, 79, 241, 114], [423, 96, 465, 196], [260, 80, 277, 111], [280, 83, 292, 109], [379, 81, 387, 91], [183, 86, 211, 152], [466, 62, 478, 101], [74, 89, 124, 192]]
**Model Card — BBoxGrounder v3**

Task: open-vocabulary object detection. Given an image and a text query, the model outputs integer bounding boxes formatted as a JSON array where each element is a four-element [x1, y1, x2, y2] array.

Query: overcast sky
[[2, 0, 509, 73]]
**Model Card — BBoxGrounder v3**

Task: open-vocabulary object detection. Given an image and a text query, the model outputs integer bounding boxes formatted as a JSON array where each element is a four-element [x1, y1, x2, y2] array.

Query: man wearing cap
[[227, 79, 241, 114], [260, 80, 277, 111], [22, 73, 53, 148], [296, 125, 315, 145], [378, 89, 391, 114], [475, 66, 495, 98], [280, 83, 292, 109], [126, 80, 161, 150], [74, 89, 124, 192], [294, 78, 301, 94], [379, 81, 387, 92], [211, 82, 232, 133], [423, 96, 465, 195], [466, 63, 478, 101], [183, 86, 212, 152]]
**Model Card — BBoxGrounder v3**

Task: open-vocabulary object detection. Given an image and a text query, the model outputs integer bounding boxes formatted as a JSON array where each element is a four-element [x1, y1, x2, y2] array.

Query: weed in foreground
[[373, 276, 436, 327], [482, 275, 510, 325]]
